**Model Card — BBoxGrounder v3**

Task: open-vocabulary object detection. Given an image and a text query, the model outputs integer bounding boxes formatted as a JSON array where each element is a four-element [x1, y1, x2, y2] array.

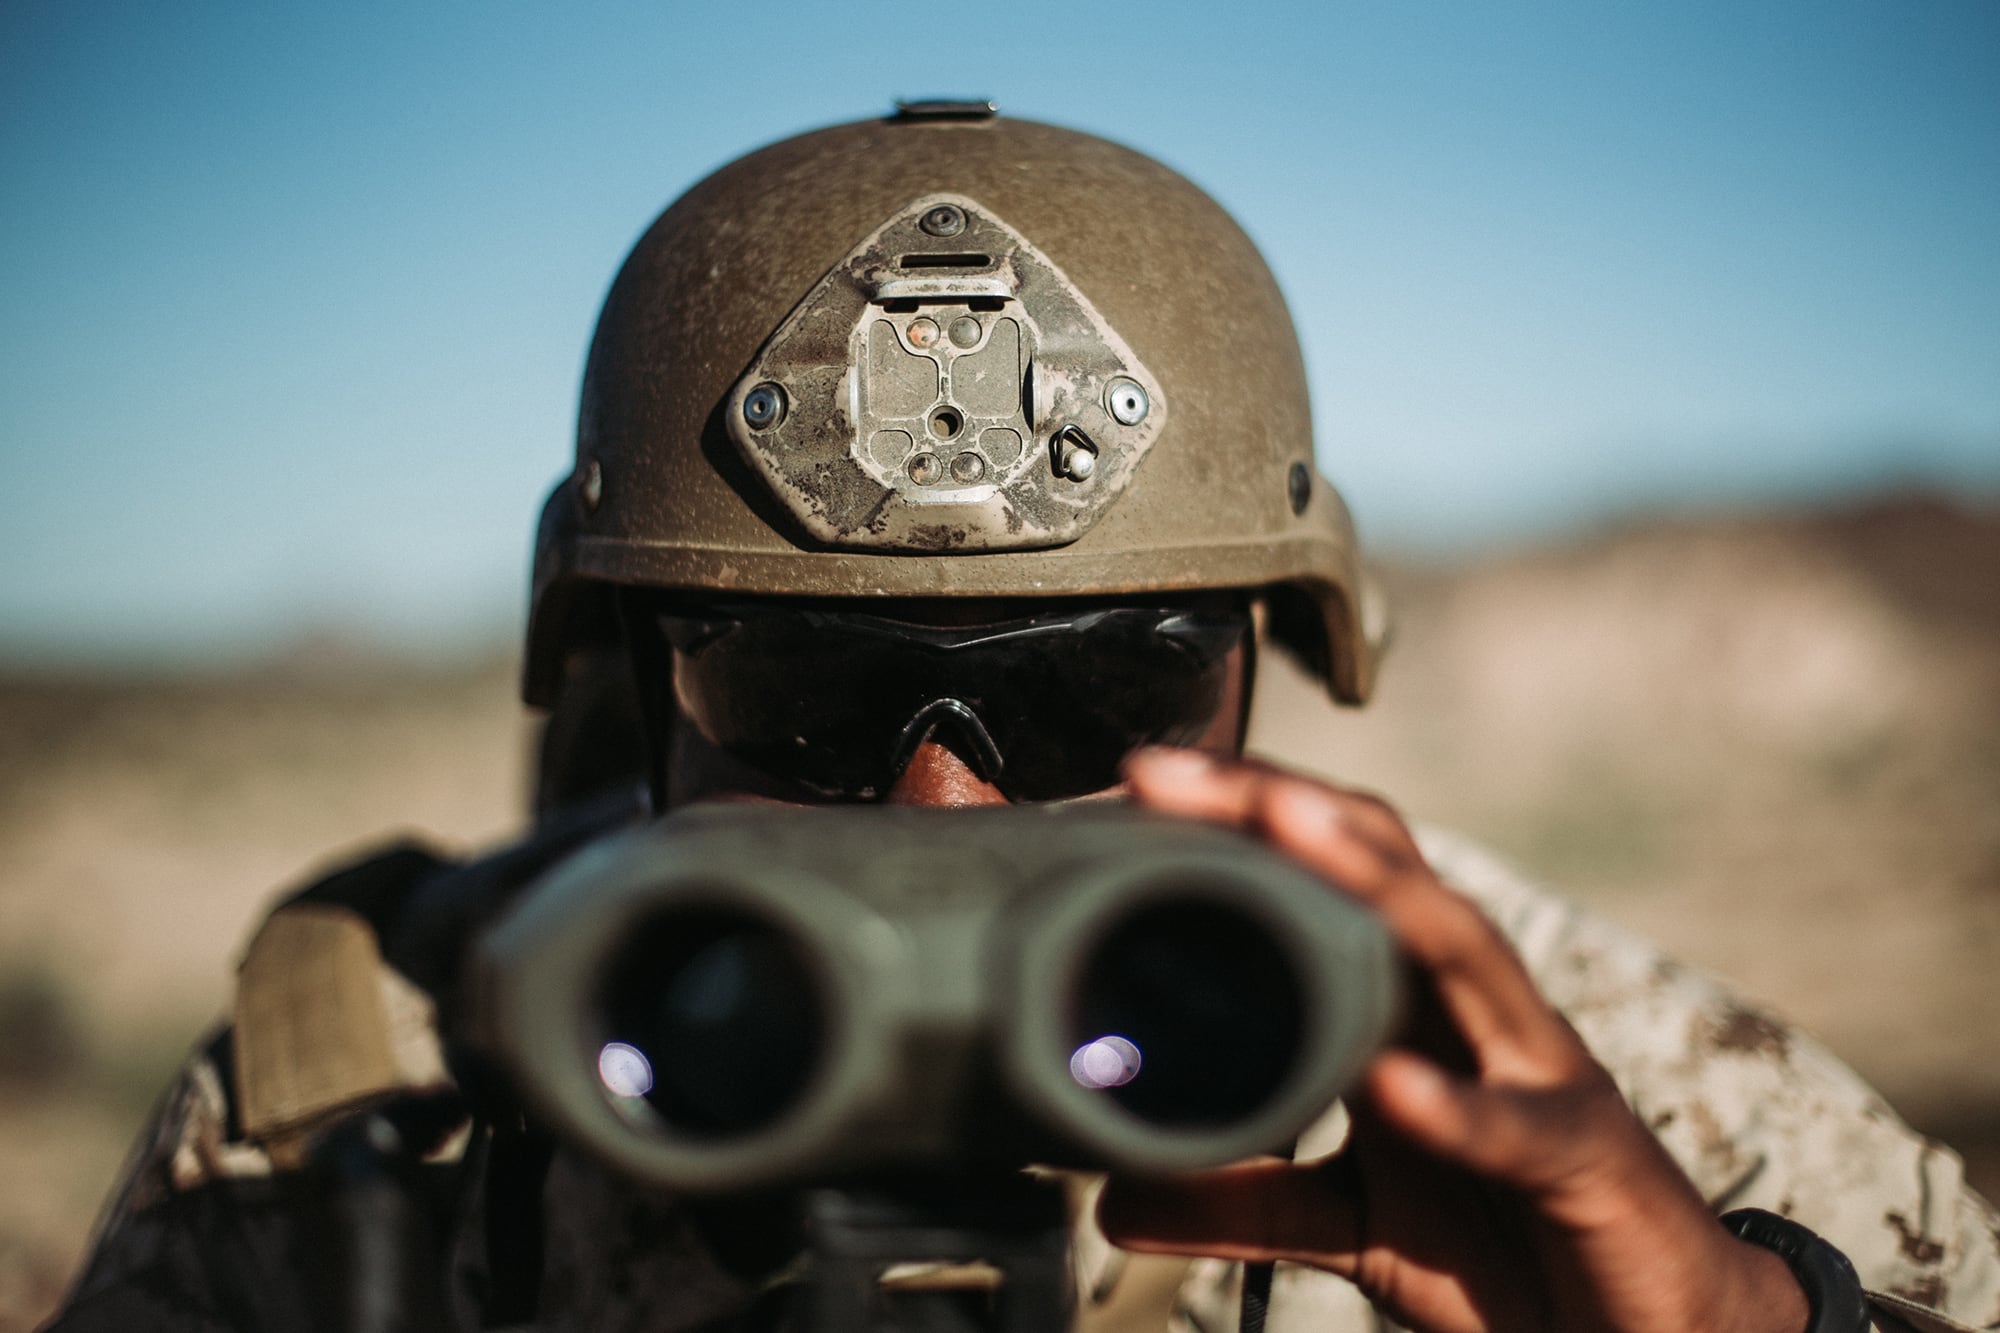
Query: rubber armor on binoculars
[[468, 803, 1400, 1193]]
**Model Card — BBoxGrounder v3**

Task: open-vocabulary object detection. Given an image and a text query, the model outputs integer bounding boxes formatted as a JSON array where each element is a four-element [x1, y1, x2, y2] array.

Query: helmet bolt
[[743, 382, 787, 430], [1287, 460, 1312, 515], [948, 316, 982, 348], [950, 451, 985, 483], [907, 451, 943, 485], [907, 317, 941, 350], [1107, 377, 1150, 426], [577, 459, 603, 513], [1050, 425, 1098, 481], [919, 204, 967, 237]]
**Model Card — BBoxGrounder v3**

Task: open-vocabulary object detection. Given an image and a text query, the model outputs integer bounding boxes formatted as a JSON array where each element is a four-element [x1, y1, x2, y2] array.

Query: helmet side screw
[[578, 459, 603, 513], [919, 204, 967, 237], [1106, 377, 1149, 426], [744, 382, 787, 431], [1288, 461, 1312, 515]]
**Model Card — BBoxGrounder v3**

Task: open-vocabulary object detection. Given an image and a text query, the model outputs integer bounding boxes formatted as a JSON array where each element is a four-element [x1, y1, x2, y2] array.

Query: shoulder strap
[[233, 843, 454, 1159]]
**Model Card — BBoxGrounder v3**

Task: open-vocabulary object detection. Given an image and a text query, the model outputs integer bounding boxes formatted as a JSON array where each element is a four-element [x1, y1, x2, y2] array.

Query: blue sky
[[2, 1, 1996, 667]]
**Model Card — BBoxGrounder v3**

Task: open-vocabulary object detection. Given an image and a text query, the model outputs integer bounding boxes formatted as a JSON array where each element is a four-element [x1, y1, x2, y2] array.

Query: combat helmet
[[524, 103, 1386, 712]]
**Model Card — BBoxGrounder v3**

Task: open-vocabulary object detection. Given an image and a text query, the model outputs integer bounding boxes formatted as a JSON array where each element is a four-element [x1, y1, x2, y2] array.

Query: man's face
[[647, 598, 1253, 811]]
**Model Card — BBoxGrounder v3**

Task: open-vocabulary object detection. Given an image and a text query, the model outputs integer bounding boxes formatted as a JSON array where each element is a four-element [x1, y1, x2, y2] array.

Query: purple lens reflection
[[1069, 1034, 1143, 1089], [599, 1040, 656, 1098]]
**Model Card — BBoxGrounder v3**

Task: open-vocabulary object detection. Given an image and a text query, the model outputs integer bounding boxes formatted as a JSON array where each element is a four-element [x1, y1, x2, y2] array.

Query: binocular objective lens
[[599, 909, 824, 1139], [1070, 900, 1302, 1127]]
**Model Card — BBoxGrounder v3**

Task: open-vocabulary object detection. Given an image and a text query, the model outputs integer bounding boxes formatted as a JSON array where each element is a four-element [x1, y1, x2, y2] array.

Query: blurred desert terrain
[[1, 494, 1995, 1330]]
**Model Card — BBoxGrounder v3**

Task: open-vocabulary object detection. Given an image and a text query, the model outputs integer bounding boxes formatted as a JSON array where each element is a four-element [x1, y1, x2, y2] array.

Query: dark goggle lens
[[658, 603, 1245, 801]]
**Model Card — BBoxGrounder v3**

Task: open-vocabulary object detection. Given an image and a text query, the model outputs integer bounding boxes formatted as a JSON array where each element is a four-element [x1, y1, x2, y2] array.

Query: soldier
[[46, 107, 2000, 1333]]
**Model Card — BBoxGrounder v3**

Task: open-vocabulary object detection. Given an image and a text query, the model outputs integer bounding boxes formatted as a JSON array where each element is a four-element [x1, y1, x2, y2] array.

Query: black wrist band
[[1721, 1208, 1871, 1333]]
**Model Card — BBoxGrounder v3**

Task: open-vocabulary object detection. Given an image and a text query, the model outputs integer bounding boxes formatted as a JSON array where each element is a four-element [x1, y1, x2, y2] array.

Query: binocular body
[[469, 803, 1398, 1192]]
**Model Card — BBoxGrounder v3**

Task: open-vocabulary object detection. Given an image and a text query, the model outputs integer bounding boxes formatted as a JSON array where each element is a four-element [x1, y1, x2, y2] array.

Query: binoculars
[[468, 802, 1399, 1192]]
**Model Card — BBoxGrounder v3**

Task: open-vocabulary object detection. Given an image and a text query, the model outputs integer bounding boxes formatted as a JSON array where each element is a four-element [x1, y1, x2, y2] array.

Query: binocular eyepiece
[[469, 803, 1398, 1192]]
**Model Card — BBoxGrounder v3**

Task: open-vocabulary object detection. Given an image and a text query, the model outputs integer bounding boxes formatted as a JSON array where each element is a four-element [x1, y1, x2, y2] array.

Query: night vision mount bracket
[[726, 194, 1167, 552]]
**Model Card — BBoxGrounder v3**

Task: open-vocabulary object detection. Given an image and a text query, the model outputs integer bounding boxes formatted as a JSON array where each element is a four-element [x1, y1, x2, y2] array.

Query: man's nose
[[885, 739, 1010, 806]]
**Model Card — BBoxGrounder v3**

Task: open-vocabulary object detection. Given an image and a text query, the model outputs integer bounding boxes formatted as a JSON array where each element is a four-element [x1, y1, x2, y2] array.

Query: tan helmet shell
[[525, 110, 1384, 708]]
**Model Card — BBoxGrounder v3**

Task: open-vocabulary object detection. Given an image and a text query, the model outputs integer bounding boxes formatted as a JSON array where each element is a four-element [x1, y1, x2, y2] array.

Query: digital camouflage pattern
[[48, 831, 2000, 1332]]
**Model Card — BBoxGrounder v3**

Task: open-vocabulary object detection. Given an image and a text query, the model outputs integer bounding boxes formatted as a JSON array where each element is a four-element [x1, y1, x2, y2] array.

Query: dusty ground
[[2, 494, 1995, 1330]]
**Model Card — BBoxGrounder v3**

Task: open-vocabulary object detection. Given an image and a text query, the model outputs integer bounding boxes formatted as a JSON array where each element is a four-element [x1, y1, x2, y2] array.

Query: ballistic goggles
[[647, 600, 1249, 802]]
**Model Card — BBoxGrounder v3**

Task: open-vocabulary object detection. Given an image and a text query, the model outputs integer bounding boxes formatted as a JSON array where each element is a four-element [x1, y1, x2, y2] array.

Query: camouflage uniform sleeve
[[42, 841, 484, 1333], [46, 1025, 486, 1333], [1420, 827, 2000, 1332], [42, 1029, 306, 1332]]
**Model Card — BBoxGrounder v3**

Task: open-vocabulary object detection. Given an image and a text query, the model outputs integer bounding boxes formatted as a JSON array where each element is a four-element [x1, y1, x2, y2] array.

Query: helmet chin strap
[[888, 698, 1005, 785]]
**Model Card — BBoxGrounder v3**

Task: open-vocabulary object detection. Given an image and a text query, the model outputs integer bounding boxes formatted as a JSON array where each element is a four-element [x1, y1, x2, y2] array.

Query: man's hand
[[1101, 748, 1811, 1333]]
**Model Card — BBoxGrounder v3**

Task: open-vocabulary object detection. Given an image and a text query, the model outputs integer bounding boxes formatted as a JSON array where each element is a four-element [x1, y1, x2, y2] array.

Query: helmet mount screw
[[1287, 461, 1312, 515], [1106, 377, 1149, 426], [743, 383, 787, 431], [907, 452, 944, 485], [578, 459, 603, 513], [919, 204, 967, 238]]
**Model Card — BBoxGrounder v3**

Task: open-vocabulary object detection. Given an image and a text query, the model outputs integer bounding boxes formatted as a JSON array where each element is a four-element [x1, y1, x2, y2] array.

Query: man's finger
[[1364, 1049, 1627, 1198], [1127, 750, 1576, 1074], [1124, 749, 1410, 854], [1096, 1156, 1366, 1271]]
